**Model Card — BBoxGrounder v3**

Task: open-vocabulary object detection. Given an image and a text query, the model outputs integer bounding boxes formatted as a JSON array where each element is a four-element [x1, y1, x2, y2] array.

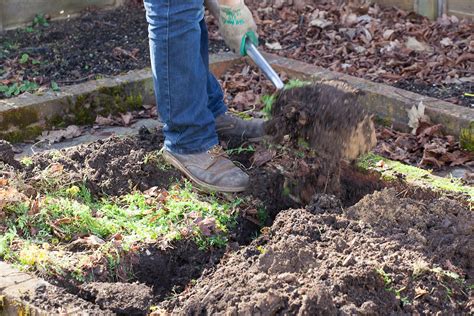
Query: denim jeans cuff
[[213, 102, 227, 118], [164, 138, 218, 155]]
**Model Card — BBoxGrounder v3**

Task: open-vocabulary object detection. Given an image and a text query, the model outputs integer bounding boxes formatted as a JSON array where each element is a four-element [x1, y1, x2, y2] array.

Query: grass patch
[[260, 79, 311, 119], [357, 153, 474, 206], [0, 181, 242, 281]]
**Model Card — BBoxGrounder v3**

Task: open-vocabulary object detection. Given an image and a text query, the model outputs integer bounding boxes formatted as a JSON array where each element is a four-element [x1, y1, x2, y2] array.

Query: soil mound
[[79, 282, 153, 315], [21, 283, 112, 315], [23, 133, 180, 196], [163, 189, 473, 315]]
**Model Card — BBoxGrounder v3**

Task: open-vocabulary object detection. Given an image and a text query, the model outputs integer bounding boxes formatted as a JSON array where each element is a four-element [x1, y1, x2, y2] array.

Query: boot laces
[[207, 145, 228, 160]]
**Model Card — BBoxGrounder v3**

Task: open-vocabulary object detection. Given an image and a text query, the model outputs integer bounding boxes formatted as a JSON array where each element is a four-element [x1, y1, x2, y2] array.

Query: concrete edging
[[0, 261, 50, 315], [0, 53, 239, 143], [0, 52, 472, 143]]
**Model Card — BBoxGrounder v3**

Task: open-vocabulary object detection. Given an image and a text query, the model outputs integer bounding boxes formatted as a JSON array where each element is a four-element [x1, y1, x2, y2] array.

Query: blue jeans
[[144, 0, 227, 154]]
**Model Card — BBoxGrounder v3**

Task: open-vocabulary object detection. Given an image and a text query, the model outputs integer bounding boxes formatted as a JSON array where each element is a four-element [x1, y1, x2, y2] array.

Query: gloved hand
[[218, 0, 258, 56]]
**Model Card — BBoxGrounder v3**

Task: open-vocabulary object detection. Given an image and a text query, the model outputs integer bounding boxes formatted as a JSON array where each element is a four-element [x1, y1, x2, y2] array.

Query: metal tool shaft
[[245, 40, 285, 90]]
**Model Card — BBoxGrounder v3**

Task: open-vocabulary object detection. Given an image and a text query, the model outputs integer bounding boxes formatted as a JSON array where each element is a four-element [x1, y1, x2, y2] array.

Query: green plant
[[261, 94, 276, 119], [51, 81, 60, 92], [257, 207, 268, 226], [226, 145, 255, 155], [460, 122, 474, 152], [376, 268, 392, 288], [32, 14, 49, 27], [376, 268, 409, 305], [0, 81, 39, 97], [19, 53, 29, 64], [20, 157, 33, 167], [144, 151, 172, 171], [1, 179, 245, 281], [284, 79, 310, 90]]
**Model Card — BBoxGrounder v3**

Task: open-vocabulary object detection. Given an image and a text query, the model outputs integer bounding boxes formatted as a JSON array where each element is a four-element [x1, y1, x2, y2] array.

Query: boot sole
[[162, 150, 248, 193]]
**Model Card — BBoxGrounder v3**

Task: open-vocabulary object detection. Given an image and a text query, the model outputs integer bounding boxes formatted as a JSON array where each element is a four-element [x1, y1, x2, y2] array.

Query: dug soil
[[162, 189, 473, 315], [2, 126, 472, 314], [1, 2, 472, 106]]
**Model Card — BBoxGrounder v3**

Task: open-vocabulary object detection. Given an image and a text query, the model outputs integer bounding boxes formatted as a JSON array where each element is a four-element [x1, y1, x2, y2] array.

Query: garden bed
[[1, 1, 472, 106], [1, 77, 473, 314], [1, 127, 472, 314]]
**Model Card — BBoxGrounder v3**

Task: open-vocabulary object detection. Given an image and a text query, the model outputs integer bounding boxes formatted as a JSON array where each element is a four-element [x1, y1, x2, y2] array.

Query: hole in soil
[[123, 156, 388, 305]]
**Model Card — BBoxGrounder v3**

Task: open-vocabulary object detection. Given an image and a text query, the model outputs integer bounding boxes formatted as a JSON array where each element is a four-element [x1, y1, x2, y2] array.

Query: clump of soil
[[22, 132, 180, 196], [0, 140, 21, 168], [79, 282, 153, 315], [264, 83, 376, 202], [21, 283, 111, 315], [162, 189, 473, 314], [267, 83, 376, 162]]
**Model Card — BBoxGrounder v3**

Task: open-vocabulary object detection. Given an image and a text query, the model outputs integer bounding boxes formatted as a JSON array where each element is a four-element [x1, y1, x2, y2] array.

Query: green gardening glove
[[218, 0, 258, 56]]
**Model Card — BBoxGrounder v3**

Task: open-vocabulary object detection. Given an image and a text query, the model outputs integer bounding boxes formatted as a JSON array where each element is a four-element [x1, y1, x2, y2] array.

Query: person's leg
[[144, 0, 217, 154], [144, 0, 249, 192], [199, 18, 265, 141], [199, 19, 227, 117]]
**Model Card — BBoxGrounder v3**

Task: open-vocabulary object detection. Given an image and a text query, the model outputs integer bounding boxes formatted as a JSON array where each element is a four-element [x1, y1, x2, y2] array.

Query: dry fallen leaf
[[414, 287, 429, 299], [39, 125, 82, 143], [0, 187, 26, 211], [439, 37, 453, 47], [407, 101, 429, 135], [95, 115, 116, 126], [405, 37, 431, 52], [120, 112, 134, 126], [265, 42, 283, 50], [251, 149, 276, 167], [196, 217, 217, 237]]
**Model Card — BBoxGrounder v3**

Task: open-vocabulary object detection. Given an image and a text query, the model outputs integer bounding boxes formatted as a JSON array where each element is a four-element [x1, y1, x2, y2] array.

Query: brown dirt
[[21, 282, 113, 315], [264, 83, 377, 203], [132, 240, 225, 300], [3, 127, 471, 314], [0, 140, 21, 168], [161, 189, 473, 315], [22, 130, 180, 196], [79, 282, 153, 315], [267, 83, 376, 162]]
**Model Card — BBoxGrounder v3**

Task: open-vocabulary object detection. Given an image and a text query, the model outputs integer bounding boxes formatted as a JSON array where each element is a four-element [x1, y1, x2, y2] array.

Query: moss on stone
[[1, 81, 147, 143], [374, 115, 393, 127], [0, 107, 39, 130], [460, 122, 474, 153], [0, 125, 43, 143], [64, 84, 145, 126]]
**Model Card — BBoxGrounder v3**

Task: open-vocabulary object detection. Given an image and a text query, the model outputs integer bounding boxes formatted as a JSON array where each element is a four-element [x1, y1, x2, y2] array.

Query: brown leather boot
[[215, 113, 265, 141], [162, 145, 249, 192]]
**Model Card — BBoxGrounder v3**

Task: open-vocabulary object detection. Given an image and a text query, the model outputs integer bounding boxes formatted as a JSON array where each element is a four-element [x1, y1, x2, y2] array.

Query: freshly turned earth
[[162, 190, 473, 315], [1, 124, 471, 314]]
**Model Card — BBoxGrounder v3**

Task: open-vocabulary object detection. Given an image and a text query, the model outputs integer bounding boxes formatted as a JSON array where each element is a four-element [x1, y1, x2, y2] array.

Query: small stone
[[342, 254, 355, 267], [277, 272, 297, 283]]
